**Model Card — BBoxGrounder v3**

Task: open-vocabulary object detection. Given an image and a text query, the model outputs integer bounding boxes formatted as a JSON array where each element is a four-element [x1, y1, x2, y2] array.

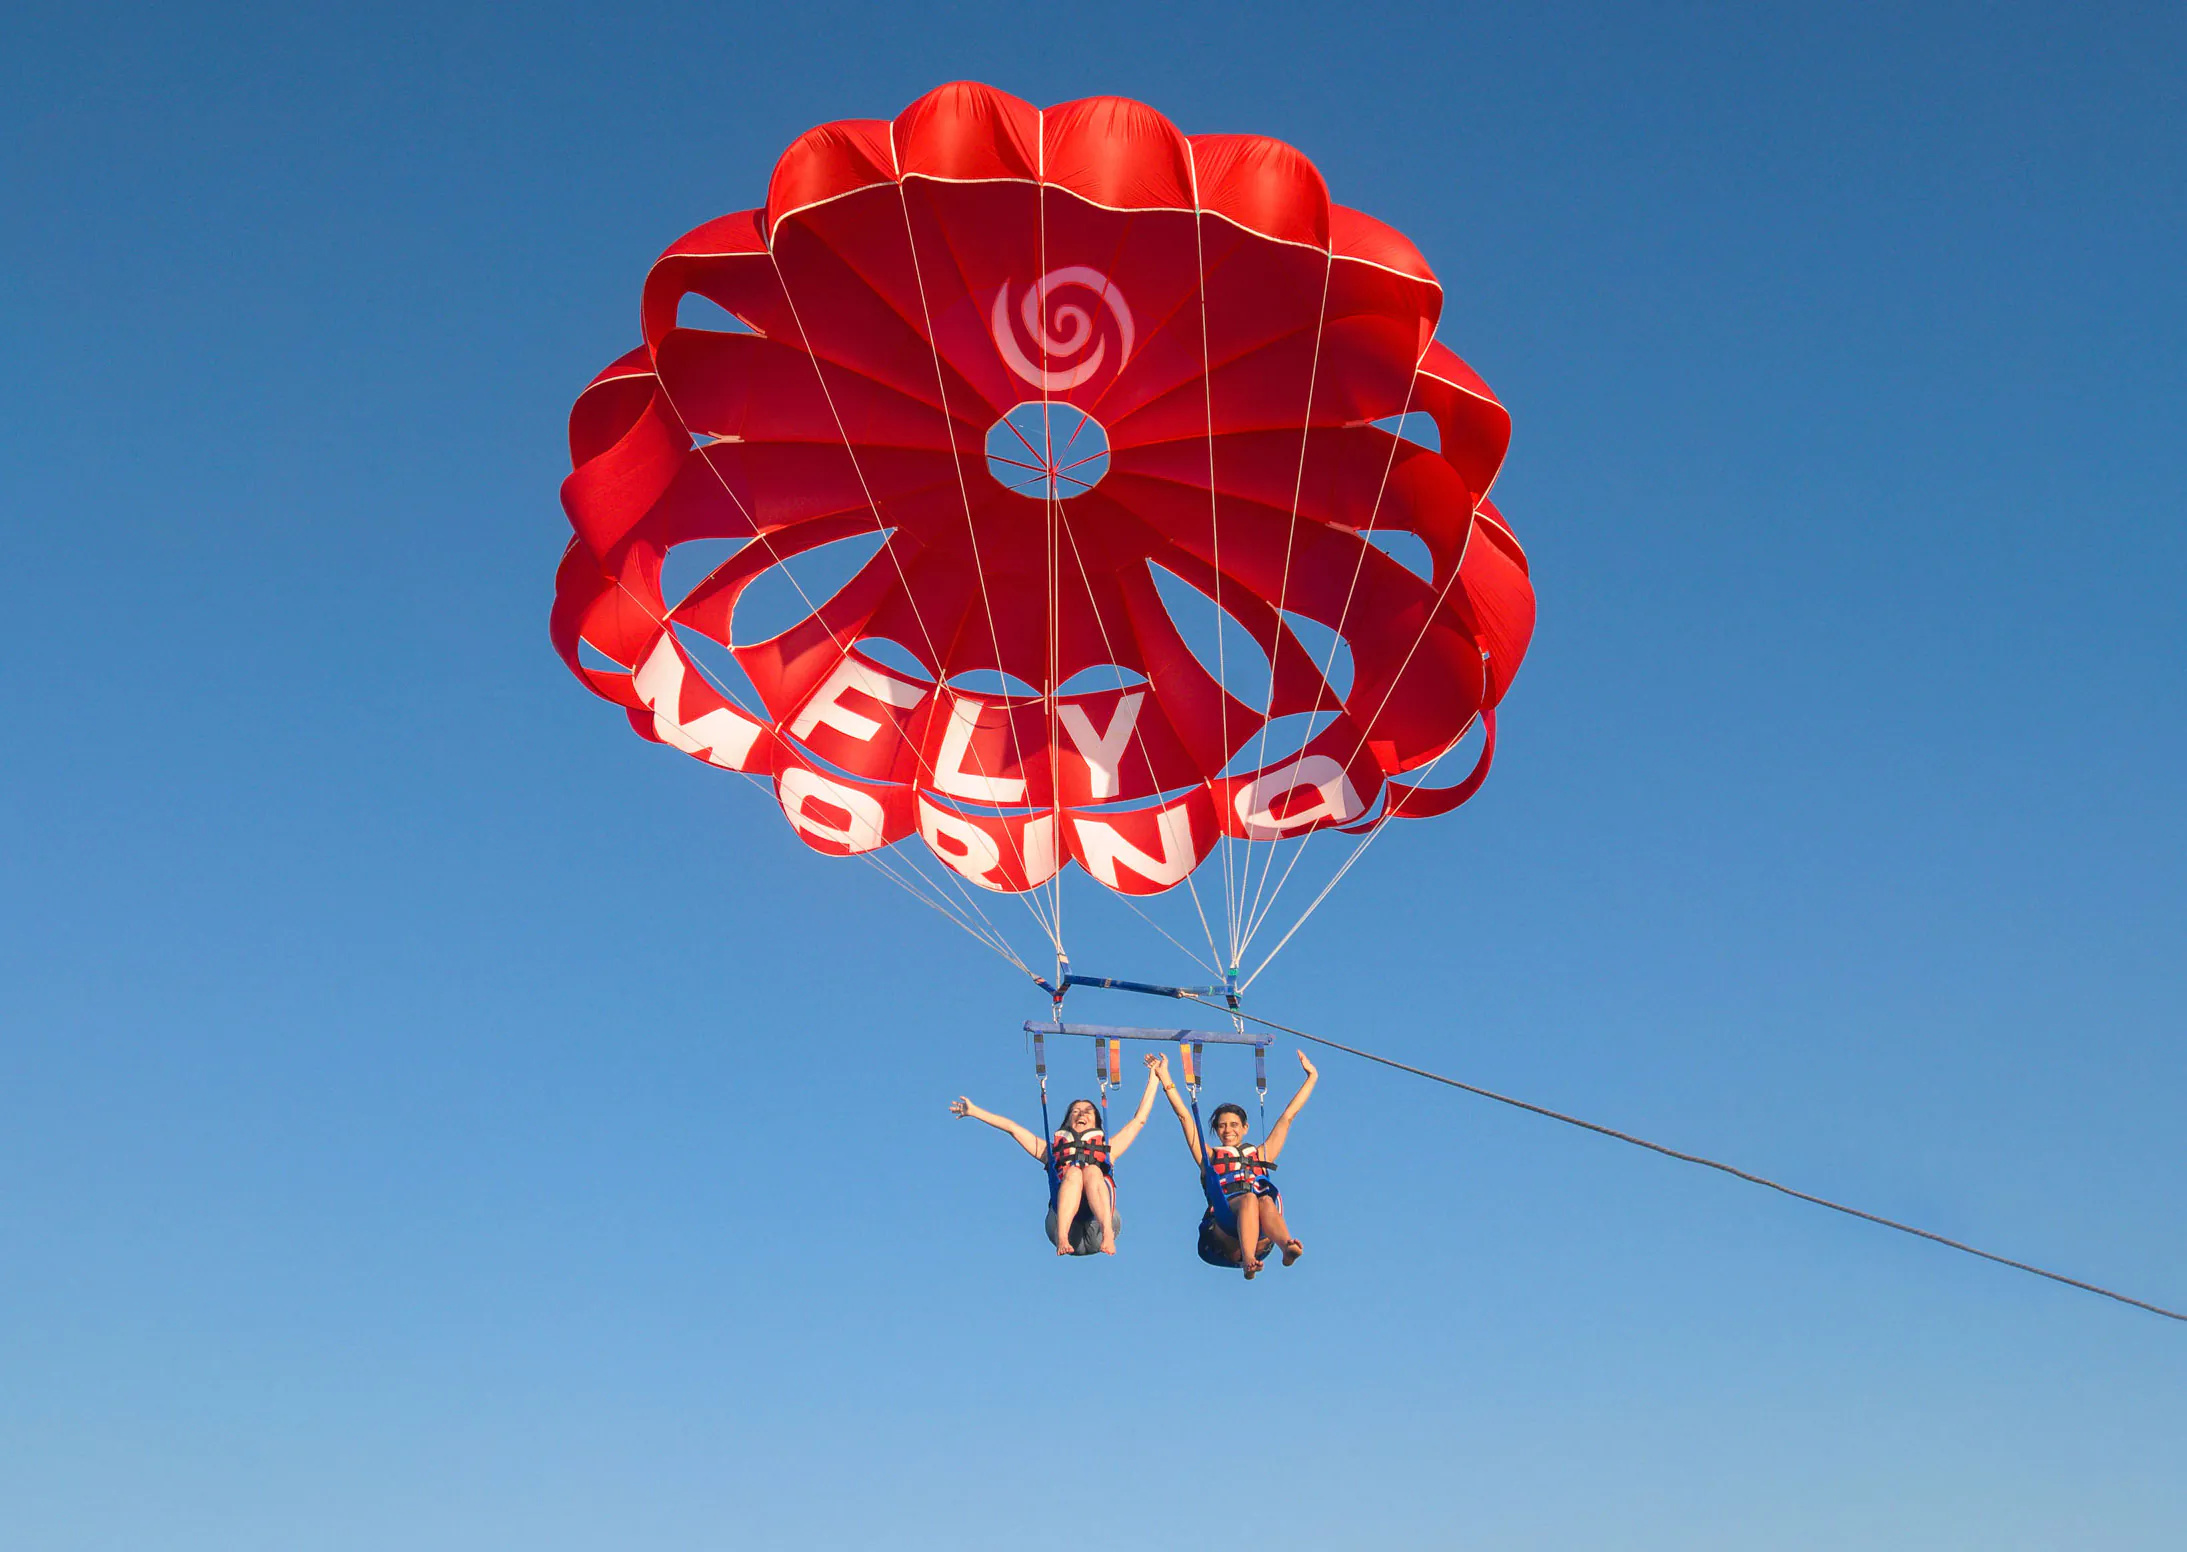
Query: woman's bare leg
[[1053, 1166, 1085, 1255], [1081, 1171, 1119, 1254], [1234, 1192, 1263, 1277], [1261, 1196, 1303, 1264]]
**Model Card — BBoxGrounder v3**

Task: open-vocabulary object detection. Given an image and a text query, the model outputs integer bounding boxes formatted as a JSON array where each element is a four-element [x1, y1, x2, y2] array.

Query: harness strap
[[1038, 1074, 1060, 1208], [1209, 1145, 1276, 1175], [1186, 1091, 1234, 1229]]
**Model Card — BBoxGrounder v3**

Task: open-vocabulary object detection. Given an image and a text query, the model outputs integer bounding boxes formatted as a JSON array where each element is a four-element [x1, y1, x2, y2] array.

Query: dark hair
[[1209, 1102, 1249, 1129], [1060, 1097, 1106, 1133]]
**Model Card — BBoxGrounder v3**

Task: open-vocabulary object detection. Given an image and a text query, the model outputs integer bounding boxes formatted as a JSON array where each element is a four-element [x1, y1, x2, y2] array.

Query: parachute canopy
[[551, 81, 1533, 908]]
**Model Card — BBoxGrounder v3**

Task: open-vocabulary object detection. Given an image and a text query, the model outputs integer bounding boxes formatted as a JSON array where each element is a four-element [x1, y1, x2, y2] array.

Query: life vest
[[1050, 1128, 1113, 1176], [1207, 1143, 1274, 1195]]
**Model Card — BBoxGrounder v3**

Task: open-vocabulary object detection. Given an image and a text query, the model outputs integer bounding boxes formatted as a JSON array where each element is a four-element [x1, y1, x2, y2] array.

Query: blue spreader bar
[[1024, 1021, 1273, 1048], [1062, 974, 1227, 998]]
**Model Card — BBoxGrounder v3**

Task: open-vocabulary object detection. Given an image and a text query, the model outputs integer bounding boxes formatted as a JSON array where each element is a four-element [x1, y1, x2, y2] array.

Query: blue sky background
[[4, 2, 2183, 1546]]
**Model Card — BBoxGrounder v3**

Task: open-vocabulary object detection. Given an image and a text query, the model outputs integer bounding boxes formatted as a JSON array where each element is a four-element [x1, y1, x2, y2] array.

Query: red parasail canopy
[[551, 81, 1533, 901]]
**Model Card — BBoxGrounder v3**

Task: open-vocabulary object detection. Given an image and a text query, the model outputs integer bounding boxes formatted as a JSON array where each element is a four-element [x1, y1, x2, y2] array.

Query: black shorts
[[1196, 1207, 1275, 1267]]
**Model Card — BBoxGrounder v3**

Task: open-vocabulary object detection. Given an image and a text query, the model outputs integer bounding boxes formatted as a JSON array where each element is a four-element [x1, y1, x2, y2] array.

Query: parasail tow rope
[[1179, 997, 2184, 1324]]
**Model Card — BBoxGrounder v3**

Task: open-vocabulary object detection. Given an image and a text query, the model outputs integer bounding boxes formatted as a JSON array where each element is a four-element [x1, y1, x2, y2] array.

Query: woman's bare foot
[[1280, 1238, 1304, 1266], [1099, 1236, 1117, 1255], [1057, 1240, 1075, 1256], [1242, 1254, 1262, 1279]]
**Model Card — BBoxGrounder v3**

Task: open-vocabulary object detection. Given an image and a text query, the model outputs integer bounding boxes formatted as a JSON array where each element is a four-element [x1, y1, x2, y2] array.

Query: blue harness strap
[[1035, 1029, 1062, 1209], [1187, 1090, 1240, 1237], [1038, 1028, 1118, 1215], [1040, 1086, 1062, 1208]]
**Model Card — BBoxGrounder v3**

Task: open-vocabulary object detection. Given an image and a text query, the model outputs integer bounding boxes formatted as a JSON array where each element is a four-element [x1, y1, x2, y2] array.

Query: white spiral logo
[[990, 266, 1136, 392]]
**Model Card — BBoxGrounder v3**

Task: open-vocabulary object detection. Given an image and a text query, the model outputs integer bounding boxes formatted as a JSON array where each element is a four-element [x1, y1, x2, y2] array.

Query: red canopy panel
[[551, 82, 1537, 896]]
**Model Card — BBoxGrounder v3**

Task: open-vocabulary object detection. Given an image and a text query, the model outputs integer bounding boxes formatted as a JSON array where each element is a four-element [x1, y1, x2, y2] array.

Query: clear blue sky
[[5, 2, 2183, 1546]]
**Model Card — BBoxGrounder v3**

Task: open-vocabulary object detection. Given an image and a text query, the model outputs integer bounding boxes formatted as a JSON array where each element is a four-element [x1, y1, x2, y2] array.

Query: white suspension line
[[1117, 890, 1220, 976], [856, 839, 1034, 973], [760, 242, 1066, 954], [1052, 487, 1229, 977], [1238, 720, 1472, 989], [1227, 349, 1439, 960], [1183, 144, 1242, 971], [1036, 148, 1068, 973], [643, 406, 1039, 964], [1244, 489, 1498, 966], [594, 576, 1030, 973], [1236, 246, 1337, 946], [889, 168, 1069, 940]]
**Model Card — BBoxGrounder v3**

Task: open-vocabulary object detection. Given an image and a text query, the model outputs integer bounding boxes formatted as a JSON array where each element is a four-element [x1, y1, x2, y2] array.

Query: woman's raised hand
[[950, 1096, 974, 1118], [1145, 1050, 1170, 1081], [1297, 1051, 1318, 1080]]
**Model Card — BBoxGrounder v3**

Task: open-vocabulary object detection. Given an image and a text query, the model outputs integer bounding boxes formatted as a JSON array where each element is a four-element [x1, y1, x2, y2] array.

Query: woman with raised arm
[[1152, 1048, 1319, 1279], [950, 1053, 1163, 1256]]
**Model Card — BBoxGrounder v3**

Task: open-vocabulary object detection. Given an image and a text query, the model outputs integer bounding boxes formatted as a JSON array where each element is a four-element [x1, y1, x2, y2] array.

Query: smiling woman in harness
[[1152, 1048, 1318, 1279], [950, 1054, 1163, 1256]]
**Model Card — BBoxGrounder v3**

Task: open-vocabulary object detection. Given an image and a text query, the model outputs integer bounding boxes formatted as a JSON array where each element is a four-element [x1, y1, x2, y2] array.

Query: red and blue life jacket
[[1207, 1142, 1274, 1196], [1050, 1128, 1113, 1177]]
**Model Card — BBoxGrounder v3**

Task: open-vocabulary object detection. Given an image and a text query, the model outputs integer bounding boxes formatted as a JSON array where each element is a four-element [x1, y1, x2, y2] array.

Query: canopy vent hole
[[986, 402, 1110, 499]]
